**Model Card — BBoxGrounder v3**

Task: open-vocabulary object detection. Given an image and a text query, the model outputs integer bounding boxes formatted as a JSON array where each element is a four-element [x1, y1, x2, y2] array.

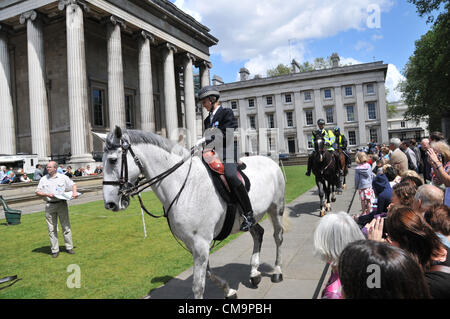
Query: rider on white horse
[[197, 85, 256, 232]]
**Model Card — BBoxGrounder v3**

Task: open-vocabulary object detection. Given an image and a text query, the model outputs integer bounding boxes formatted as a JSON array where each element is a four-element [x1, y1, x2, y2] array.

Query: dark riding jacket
[[204, 105, 238, 163]]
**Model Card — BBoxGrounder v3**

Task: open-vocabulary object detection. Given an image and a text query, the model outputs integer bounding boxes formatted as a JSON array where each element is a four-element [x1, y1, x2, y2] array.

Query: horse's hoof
[[271, 273, 283, 283], [225, 293, 238, 299], [250, 275, 262, 287], [319, 210, 324, 217], [331, 197, 336, 202]]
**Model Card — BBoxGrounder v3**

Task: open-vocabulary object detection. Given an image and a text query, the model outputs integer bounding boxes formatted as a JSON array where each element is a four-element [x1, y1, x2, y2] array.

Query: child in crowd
[[355, 152, 375, 216]]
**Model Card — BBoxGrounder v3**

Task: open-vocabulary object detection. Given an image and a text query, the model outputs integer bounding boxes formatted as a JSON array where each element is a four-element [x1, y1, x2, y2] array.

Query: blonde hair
[[355, 152, 368, 164], [431, 141, 450, 163], [401, 169, 424, 183]]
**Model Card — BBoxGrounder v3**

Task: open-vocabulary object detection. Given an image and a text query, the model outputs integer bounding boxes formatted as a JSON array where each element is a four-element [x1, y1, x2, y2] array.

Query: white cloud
[[173, 0, 393, 63], [355, 40, 375, 52], [385, 64, 405, 102]]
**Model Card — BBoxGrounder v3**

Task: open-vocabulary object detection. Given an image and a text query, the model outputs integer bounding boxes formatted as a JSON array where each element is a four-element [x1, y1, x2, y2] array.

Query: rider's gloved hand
[[194, 137, 206, 147]]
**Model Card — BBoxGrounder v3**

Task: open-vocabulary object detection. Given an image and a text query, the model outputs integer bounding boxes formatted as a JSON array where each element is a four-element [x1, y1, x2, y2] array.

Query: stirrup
[[240, 215, 255, 232]]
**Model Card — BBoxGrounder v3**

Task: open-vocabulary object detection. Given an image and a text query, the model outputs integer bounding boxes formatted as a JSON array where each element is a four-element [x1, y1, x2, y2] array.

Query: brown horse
[[337, 149, 348, 190]]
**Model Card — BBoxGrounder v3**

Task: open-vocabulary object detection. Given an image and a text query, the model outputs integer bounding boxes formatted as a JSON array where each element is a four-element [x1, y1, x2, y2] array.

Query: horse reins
[[102, 137, 194, 218]]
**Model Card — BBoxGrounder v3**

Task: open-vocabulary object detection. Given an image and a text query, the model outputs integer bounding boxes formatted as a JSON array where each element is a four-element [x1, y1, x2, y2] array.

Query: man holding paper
[[36, 161, 78, 258]]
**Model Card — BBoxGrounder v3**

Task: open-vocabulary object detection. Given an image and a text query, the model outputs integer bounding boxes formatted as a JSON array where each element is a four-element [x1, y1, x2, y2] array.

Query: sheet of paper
[[53, 191, 82, 201]]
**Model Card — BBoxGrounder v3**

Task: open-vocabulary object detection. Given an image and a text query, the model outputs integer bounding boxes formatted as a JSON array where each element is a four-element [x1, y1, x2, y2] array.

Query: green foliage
[[0, 165, 315, 298], [266, 63, 291, 77], [401, 7, 450, 131]]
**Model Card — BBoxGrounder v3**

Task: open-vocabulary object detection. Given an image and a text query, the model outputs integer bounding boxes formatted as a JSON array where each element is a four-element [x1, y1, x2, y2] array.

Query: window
[[326, 107, 334, 123], [368, 102, 377, 120], [286, 112, 294, 127], [401, 121, 406, 128], [267, 114, 275, 128], [345, 86, 353, 96], [268, 137, 276, 151], [92, 88, 105, 127], [266, 96, 273, 106], [348, 131, 356, 145], [125, 94, 134, 129], [285, 94, 292, 103], [307, 135, 313, 149], [370, 128, 378, 143], [304, 91, 312, 101], [231, 101, 237, 110], [367, 83, 375, 94], [324, 88, 332, 99], [305, 110, 313, 125], [346, 105, 355, 122], [249, 115, 256, 129], [248, 98, 255, 108]]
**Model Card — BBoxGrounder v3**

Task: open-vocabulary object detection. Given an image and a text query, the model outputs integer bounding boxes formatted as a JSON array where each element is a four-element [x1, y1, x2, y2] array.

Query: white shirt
[[36, 173, 74, 202], [209, 105, 221, 124]]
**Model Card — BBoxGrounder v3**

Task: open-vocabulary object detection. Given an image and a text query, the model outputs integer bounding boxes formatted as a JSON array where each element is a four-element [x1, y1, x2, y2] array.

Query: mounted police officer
[[332, 127, 351, 169], [306, 119, 335, 176], [197, 85, 256, 232], [305, 119, 342, 192]]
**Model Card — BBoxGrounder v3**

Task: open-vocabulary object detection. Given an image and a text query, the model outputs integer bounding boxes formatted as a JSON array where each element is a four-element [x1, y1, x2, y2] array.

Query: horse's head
[[315, 136, 325, 154], [100, 126, 141, 211]]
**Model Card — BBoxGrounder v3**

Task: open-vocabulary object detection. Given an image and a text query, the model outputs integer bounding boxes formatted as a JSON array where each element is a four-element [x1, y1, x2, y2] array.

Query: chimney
[[212, 75, 224, 86], [239, 67, 250, 81], [331, 53, 340, 68]]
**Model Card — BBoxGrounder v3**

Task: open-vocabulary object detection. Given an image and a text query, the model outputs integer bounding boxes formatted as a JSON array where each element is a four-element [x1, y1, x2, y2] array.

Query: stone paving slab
[[149, 167, 361, 299]]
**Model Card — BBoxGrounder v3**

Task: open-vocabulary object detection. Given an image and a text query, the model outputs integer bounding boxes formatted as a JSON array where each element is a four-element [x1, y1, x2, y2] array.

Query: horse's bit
[[102, 137, 193, 218]]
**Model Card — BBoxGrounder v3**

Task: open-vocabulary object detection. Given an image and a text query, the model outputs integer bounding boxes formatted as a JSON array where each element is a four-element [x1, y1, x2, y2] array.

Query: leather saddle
[[202, 149, 250, 193], [202, 149, 251, 241]]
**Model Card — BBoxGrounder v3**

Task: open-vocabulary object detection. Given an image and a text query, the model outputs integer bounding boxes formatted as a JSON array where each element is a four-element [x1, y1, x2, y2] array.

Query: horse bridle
[[102, 137, 193, 218]]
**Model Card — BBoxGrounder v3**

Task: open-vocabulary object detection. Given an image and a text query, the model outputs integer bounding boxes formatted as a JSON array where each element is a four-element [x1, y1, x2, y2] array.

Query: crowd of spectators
[[0, 163, 103, 184], [314, 131, 450, 299]]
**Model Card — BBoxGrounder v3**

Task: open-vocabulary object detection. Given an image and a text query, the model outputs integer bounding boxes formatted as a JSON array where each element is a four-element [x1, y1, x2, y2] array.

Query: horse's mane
[[105, 129, 189, 157]]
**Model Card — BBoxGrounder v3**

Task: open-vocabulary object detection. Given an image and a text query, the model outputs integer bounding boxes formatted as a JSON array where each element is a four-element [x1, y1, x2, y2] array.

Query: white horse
[[100, 126, 287, 299]]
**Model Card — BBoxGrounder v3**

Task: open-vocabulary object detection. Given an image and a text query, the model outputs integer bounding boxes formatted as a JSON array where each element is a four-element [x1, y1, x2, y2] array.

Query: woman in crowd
[[425, 204, 450, 248], [383, 206, 450, 299], [338, 240, 431, 299], [314, 212, 365, 299], [383, 164, 401, 188], [427, 140, 450, 205]]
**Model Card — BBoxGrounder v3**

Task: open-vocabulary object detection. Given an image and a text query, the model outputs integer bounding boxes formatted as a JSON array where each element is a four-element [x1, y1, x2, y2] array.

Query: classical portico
[[0, 0, 217, 166]]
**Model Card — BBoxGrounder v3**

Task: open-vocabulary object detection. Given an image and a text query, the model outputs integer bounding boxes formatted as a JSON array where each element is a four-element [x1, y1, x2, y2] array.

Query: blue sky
[[171, 0, 434, 101]]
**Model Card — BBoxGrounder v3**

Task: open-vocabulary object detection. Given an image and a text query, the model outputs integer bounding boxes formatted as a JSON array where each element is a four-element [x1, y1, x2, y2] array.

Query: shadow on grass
[[148, 262, 278, 299], [32, 246, 75, 254]]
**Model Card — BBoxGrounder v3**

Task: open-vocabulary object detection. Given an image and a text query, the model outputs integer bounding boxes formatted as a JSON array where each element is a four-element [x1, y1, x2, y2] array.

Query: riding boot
[[232, 184, 256, 231], [305, 154, 312, 176]]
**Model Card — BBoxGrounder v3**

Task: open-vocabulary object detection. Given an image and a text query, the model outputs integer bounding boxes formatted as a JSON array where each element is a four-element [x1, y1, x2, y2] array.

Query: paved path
[[150, 168, 360, 299]]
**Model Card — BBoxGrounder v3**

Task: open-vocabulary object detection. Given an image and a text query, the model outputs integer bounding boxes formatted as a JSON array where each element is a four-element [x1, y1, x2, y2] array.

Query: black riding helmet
[[197, 85, 220, 102], [317, 119, 325, 126]]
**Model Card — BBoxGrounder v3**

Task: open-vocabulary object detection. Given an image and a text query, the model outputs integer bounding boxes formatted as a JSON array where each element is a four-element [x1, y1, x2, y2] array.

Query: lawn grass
[[0, 165, 314, 298]]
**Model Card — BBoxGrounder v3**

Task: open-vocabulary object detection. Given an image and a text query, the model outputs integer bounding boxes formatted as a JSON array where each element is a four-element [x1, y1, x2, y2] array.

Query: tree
[[266, 64, 291, 77], [401, 4, 450, 131]]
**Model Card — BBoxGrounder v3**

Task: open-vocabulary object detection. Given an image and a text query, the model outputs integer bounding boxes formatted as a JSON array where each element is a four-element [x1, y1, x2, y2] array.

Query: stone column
[[293, 92, 306, 153], [313, 88, 324, 124], [182, 53, 197, 147], [137, 30, 155, 132], [274, 93, 286, 153], [334, 86, 345, 130], [238, 98, 248, 155], [256, 96, 267, 155], [356, 83, 367, 147], [106, 15, 126, 129], [0, 25, 16, 155], [59, 0, 94, 164], [198, 60, 212, 122], [162, 43, 178, 141], [20, 10, 51, 163], [377, 82, 389, 144]]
